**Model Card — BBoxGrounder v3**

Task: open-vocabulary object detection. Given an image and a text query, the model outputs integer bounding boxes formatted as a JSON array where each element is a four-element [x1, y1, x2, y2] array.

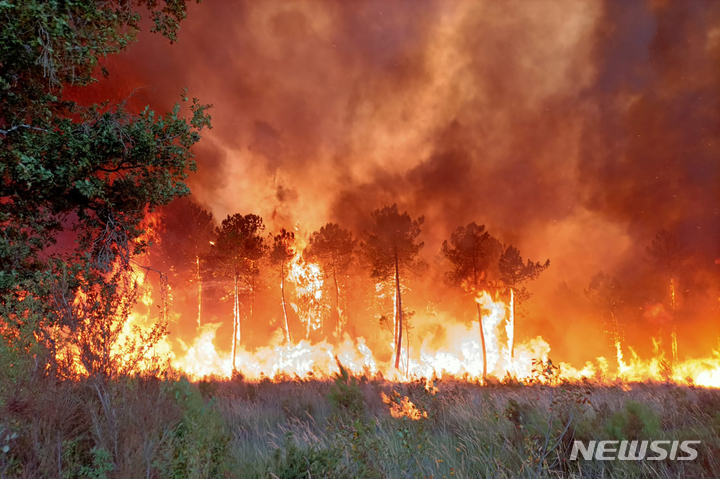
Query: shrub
[[156, 378, 231, 478], [606, 400, 662, 440], [268, 433, 342, 479]]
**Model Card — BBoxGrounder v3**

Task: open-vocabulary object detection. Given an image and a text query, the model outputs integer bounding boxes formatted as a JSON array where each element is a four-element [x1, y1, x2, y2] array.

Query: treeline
[[154, 200, 550, 377], [585, 229, 701, 370]]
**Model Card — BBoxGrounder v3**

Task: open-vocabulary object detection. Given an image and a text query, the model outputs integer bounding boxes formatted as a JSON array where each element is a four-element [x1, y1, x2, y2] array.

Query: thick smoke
[[96, 0, 720, 365]]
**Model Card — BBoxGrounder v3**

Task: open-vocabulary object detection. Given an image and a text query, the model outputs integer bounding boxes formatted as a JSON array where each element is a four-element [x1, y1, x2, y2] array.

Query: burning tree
[[441, 222, 501, 379], [646, 229, 689, 361], [498, 245, 549, 359], [0, 1, 210, 378], [209, 214, 266, 371], [270, 228, 295, 343], [305, 223, 356, 338], [586, 271, 626, 372], [363, 205, 424, 371], [154, 199, 215, 328]]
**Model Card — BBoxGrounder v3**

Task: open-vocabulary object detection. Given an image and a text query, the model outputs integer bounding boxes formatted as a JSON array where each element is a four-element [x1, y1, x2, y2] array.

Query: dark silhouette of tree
[[156, 199, 215, 328], [270, 229, 295, 343], [441, 222, 501, 379], [363, 205, 424, 371], [305, 223, 356, 338], [498, 245, 549, 359], [210, 214, 266, 371], [586, 271, 625, 371], [646, 229, 689, 361]]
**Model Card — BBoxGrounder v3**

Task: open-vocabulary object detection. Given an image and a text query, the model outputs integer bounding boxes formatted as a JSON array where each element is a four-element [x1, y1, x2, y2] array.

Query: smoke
[[94, 0, 720, 364]]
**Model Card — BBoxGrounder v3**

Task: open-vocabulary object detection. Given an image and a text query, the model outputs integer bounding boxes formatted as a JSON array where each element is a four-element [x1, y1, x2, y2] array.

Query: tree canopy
[[0, 0, 210, 376], [363, 205, 425, 281], [442, 222, 501, 290], [498, 244, 550, 302], [363, 204, 424, 370]]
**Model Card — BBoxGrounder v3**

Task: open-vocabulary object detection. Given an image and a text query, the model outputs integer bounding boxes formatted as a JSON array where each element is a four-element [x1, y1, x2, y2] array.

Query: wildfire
[[58, 216, 720, 389], [287, 251, 324, 337], [382, 391, 427, 420], [81, 276, 720, 389]]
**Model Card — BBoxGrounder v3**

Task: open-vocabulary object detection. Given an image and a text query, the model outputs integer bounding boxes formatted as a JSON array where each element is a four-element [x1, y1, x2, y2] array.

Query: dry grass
[[1, 372, 720, 478]]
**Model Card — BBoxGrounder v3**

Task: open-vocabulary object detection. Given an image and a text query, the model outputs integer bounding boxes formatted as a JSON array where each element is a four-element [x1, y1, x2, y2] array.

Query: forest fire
[[3, 1, 720, 477], [78, 233, 720, 389], [50, 203, 720, 389]]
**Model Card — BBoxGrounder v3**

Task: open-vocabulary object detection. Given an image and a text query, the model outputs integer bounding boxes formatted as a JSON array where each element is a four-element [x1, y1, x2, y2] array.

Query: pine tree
[[363, 205, 424, 371], [210, 214, 266, 371], [270, 229, 295, 343], [498, 245, 549, 359], [305, 223, 356, 338], [442, 222, 501, 379]]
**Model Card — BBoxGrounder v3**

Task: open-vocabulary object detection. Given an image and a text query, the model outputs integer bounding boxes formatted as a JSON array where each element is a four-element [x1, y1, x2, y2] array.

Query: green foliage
[[269, 433, 342, 479], [0, 0, 211, 378], [605, 400, 662, 440], [328, 363, 365, 416], [61, 440, 113, 479], [78, 447, 114, 479], [327, 364, 383, 478], [157, 378, 231, 479]]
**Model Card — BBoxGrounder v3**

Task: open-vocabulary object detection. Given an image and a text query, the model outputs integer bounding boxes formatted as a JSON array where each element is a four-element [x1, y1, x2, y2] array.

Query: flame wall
[[75, 0, 720, 374]]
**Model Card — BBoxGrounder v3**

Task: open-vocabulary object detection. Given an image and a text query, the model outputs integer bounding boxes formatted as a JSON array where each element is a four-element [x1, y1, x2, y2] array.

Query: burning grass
[[3, 368, 720, 478]]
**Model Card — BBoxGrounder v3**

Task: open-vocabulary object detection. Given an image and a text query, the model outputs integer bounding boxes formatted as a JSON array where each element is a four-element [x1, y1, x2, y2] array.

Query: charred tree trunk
[[509, 288, 515, 360], [250, 274, 255, 347], [232, 267, 239, 371], [333, 262, 342, 338], [472, 257, 487, 380], [281, 263, 291, 343], [476, 301, 487, 380], [406, 316, 410, 376], [394, 252, 403, 371], [196, 254, 202, 329]]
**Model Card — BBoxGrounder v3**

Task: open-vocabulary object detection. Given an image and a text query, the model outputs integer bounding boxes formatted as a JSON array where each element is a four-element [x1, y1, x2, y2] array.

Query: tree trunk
[[472, 258, 487, 380], [333, 263, 342, 338], [509, 288, 514, 360], [250, 275, 255, 347], [232, 268, 239, 372], [476, 301, 487, 380], [406, 317, 410, 376], [196, 254, 202, 329], [281, 263, 291, 343], [394, 253, 403, 371]]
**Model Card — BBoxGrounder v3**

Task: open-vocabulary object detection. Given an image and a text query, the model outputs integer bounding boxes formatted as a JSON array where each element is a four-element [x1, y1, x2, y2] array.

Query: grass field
[[3, 367, 720, 478]]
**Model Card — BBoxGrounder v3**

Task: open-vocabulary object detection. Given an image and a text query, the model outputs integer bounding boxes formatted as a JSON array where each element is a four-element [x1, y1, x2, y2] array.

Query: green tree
[[586, 271, 625, 372], [363, 205, 424, 371], [498, 245, 549, 359], [270, 228, 295, 343], [441, 222, 501, 379], [0, 0, 210, 375], [209, 214, 266, 371], [305, 223, 356, 338]]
